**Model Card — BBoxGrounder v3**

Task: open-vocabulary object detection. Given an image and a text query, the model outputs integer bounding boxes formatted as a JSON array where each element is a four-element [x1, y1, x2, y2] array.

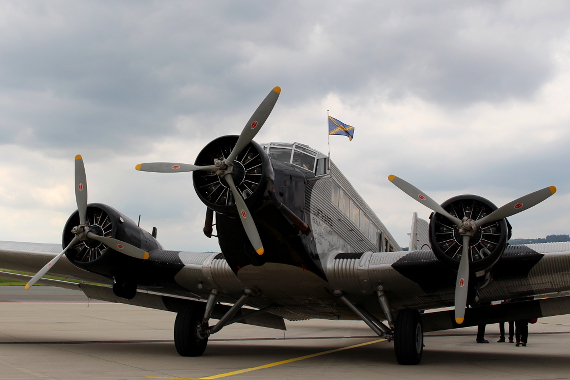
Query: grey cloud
[[0, 1, 568, 157]]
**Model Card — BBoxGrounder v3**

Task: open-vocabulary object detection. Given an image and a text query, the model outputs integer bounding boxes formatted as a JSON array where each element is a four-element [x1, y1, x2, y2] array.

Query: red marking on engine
[[78, 183, 84, 191], [117, 244, 124, 249], [251, 121, 258, 129], [459, 278, 465, 287], [418, 194, 426, 200], [241, 210, 247, 218], [172, 165, 181, 170], [514, 203, 523, 209]]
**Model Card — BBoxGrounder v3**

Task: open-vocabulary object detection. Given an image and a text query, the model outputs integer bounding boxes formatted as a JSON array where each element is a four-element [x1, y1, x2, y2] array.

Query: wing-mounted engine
[[62, 203, 161, 277], [25, 156, 154, 300], [429, 195, 511, 274], [193, 136, 273, 215], [388, 174, 556, 324]]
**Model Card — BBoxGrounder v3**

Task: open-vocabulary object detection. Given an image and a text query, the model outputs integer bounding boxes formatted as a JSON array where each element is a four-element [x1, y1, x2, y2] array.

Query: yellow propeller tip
[[135, 164, 142, 171], [455, 318, 464, 324], [256, 247, 264, 255], [144, 252, 150, 260], [550, 186, 557, 194], [75, 155, 82, 160], [25, 284, 30, 289], [388, 175, 396, 182], [273, 86, 281, 94]]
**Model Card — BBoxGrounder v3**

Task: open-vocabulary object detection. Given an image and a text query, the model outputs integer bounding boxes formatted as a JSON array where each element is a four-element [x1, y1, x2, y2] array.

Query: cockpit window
[[264, 142, 328, 176], [268, 147, 292, 163], [315, 157, 327, 176], [292, 150, 315, 171]]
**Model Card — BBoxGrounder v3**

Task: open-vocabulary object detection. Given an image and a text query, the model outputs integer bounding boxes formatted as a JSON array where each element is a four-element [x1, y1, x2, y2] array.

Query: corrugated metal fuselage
[[175, 157, 570, 322]]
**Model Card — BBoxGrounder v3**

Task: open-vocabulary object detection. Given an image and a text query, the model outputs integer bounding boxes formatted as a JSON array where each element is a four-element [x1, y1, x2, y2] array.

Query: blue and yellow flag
[[328, 116, 354, 141]]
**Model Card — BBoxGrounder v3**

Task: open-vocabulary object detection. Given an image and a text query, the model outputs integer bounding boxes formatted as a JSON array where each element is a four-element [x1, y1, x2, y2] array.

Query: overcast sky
[[1, 1, 569, 251]]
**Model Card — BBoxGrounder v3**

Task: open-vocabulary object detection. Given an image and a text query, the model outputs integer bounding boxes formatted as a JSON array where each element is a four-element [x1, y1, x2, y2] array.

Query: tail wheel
[[394, 309, 423, 365], [174, 304, 208, 357]]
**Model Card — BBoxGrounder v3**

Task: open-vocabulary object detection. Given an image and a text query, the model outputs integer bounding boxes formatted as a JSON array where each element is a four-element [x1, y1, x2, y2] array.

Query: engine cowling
[[429, 195, 512, 273], [192, 135, 273, 214], [63, 203, 161, 283]]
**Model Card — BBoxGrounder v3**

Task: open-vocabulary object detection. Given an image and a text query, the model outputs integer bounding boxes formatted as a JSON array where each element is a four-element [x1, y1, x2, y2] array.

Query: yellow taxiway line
[[147, 338, 387, 380]]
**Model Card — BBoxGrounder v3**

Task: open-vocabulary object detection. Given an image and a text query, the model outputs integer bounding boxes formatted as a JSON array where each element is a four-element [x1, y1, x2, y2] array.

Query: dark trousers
[[515, 320, 529, 343], [477, 323, 486, 341], [499, 321, 514, 339]]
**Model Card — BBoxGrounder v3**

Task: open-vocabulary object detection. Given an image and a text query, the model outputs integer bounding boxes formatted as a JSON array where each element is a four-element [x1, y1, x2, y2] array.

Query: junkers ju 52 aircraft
[[1, 86, 570, 365]]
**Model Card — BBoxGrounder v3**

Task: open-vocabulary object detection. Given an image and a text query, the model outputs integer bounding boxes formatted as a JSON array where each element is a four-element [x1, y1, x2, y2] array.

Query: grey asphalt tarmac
[[1, 287, 569, 380]]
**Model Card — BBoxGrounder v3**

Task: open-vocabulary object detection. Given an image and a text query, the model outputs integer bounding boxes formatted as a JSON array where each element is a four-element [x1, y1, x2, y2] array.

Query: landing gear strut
[[174, 289, 254, 357], [394, 309, 423, 365]]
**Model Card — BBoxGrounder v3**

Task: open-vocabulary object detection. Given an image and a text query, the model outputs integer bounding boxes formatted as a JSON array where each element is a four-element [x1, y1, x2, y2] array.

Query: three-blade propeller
[[388, 175, 556, 324], [25, 155, 150, 289], [136, 86, 282, 256]]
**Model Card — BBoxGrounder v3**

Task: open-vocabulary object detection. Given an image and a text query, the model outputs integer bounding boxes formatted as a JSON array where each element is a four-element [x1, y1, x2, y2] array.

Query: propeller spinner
[[25, 155, 150, 289], [136, 86, 282, 256], [388, 175, 556, 324]]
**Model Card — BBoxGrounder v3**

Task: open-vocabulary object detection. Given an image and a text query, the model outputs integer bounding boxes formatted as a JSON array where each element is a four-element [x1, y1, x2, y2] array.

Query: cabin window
[[331, 182, 340, 207], [350, 200, 360, 227], [268, 147, 293, 164], [368, 224, 377, 243], [360, 213, 370, 238], [340, 190, 350, 216]]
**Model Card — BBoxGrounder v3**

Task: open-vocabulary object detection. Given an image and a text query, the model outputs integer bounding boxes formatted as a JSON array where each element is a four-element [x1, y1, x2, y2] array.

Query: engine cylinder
[[192, 135, 273, 214], [429, 195, 511, 273]]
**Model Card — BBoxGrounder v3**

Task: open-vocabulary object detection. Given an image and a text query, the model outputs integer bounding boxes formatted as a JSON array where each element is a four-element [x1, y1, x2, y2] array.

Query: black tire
[[174, 305, 208, 357], [394, 309, 423, 365]]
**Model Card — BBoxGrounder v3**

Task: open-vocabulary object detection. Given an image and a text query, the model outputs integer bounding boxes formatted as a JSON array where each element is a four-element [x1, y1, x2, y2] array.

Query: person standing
[[498, 300, 514, 343], [512, 296, 535, 346], [476, 323, 489, 343], [475, 302, 491, 343], [515, 319, 529, 346], [498, 320, 514, 343]]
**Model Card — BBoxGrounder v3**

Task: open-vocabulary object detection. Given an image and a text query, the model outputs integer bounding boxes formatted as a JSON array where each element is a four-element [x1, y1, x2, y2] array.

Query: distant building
[[509, 234, 570, 245]]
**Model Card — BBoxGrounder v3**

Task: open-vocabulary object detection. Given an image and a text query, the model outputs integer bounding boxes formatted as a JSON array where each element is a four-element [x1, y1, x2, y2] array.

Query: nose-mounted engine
[[136, 87, 282, 256], [193, 136, 273, 215], [429, 195, 511, 274]]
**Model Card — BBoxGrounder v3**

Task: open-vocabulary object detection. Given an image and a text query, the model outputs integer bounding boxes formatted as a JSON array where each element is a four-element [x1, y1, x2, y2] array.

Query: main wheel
[[394, 309, 423, 365], [174, 305, 208, 356]]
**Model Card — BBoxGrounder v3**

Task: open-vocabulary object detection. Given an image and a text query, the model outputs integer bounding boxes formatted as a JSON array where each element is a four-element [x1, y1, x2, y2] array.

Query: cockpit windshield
[[268, 147, 292, 163], [262, 142, 329, 176]]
